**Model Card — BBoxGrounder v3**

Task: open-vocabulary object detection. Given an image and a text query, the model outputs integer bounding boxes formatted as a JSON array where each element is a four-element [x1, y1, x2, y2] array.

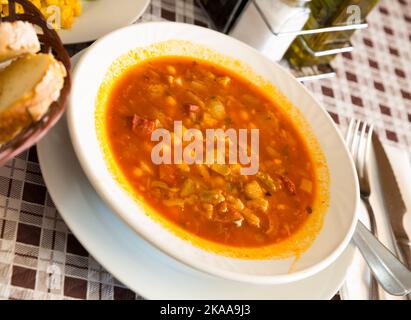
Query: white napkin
[[340, 143, 411, 300]]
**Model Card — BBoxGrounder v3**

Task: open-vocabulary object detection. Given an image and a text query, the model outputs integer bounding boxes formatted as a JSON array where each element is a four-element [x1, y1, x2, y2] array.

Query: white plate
[[57, 0, 150, 44], [38, 115, 356, 300], [67, 22, 359, 284], [36, 50, 355, 300], [37, 103, 355, 301]]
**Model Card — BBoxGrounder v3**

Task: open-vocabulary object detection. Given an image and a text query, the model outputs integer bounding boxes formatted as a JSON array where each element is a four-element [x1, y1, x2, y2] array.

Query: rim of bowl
[[67, 21, 360, 284]]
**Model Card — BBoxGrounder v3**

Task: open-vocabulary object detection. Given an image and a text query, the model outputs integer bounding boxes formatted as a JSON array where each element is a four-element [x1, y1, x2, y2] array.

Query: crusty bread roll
[[0, 21, 41, 62], [0, 53, 67, 144]]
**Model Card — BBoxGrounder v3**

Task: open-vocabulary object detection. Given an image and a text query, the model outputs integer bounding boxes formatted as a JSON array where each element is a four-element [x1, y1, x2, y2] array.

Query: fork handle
[[397, 242, 411, 300], [353, 221, 411, 296], [361, 196, 380, 300], [397, 240, 411, 276]]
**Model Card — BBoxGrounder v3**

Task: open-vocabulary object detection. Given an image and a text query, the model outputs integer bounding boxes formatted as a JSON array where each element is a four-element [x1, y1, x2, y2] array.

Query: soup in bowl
[[68, 22, 359, 284]]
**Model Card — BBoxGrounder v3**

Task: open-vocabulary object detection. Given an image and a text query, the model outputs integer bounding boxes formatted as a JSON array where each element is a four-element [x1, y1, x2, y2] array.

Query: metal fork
[[345, 119, 379, 299], [345, 119, 411, 297]]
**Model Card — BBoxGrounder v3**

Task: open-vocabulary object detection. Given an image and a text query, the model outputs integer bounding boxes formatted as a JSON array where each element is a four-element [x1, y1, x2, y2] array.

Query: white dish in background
[[37, 50, 356, 297], [58, 0, 150, 44], [67, 22, 359, 285]]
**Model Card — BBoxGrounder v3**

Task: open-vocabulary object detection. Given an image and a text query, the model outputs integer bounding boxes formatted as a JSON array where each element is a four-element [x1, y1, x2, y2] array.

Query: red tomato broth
[[104, 56, 319, 249]]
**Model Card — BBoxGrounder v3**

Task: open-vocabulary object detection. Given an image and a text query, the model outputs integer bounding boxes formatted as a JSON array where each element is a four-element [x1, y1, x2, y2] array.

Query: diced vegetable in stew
[[105, 57, 317, 248]]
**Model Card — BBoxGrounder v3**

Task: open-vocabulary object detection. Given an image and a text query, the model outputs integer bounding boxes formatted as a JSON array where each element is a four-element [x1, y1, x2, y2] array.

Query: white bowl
[[67, 22, 359, 284]]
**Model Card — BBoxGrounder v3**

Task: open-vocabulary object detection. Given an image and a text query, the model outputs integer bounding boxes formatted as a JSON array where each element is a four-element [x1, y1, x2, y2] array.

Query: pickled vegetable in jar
[[285, 0, 380, 67]]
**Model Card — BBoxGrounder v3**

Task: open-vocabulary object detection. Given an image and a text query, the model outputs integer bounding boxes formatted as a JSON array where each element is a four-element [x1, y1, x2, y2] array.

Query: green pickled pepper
[[285, 0, 380, 67]]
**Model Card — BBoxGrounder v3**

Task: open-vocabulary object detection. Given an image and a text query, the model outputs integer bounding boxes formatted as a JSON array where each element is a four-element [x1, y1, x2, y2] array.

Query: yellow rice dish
[[1, 0, 82, 29]]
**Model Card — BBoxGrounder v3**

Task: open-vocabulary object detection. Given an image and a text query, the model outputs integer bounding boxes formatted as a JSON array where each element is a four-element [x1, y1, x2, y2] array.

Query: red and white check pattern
[[305, 0, 411, 155]]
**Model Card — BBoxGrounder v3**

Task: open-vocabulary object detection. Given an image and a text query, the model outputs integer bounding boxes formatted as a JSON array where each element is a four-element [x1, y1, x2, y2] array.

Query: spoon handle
[[353, 221, 411, 296]]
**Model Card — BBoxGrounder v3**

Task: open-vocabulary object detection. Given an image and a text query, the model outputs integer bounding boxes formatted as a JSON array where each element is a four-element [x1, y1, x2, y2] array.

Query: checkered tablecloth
[[0, 0, 410, 300]]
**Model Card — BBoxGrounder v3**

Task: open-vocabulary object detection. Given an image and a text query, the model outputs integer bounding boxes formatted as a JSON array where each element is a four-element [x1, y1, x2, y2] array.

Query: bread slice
[[0, 53, 67, 144], [0, 21, 41, 62]]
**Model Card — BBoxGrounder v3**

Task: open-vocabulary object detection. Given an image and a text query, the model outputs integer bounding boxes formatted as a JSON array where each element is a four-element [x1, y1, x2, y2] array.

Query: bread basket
[[0, 0, 71, 165]]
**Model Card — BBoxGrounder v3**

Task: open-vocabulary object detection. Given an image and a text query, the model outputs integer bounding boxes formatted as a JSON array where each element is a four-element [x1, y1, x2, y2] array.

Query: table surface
[[0, 0, 410, 300]]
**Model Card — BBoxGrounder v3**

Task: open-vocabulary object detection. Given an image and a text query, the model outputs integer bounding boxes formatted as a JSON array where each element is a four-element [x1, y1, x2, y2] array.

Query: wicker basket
[[0, 0, 71, 165]]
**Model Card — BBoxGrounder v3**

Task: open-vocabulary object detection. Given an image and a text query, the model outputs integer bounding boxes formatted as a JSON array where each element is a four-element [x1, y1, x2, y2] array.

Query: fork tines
[[345, 119, 374, 181]]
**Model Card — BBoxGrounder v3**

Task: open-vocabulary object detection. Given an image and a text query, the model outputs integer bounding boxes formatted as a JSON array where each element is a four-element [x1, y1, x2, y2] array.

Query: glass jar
[[285, 0, 380, 67]]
